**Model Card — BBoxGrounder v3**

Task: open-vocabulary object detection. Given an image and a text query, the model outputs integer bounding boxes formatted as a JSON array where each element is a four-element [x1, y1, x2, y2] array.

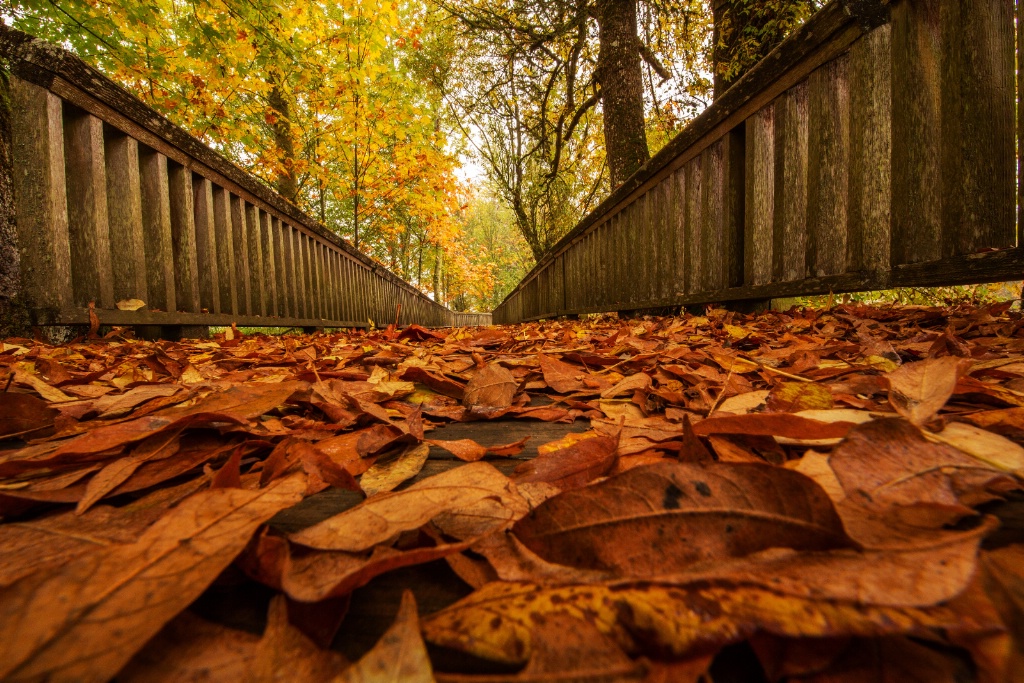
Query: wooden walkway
[[494, 0, 1020, 323], [0, 26, 489, 336]]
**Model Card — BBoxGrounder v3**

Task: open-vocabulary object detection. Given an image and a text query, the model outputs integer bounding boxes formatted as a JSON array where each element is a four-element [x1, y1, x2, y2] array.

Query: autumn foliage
[[2, 302, 1024, 680]]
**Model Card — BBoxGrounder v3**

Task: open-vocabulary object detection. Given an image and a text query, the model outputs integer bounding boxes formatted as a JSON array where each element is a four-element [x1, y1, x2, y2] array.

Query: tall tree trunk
[[596, 0, 649, 188], [432, 242, 442, 302], [267, 83, 298, 201]]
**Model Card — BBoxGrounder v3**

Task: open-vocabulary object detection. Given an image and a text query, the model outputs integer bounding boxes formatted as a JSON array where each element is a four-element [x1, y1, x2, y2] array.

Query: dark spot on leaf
[[694, 481, 712, 497], [490, 616, 502, 629], [663, 483, 683, 509]]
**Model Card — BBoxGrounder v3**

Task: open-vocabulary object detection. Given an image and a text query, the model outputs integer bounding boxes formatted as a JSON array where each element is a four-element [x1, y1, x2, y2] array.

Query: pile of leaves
[[2, 302, 1024, 681]]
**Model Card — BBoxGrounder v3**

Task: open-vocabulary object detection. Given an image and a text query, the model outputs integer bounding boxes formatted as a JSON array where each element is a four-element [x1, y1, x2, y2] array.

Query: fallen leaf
[[463, 363, 518, 409], [289, 462, 527, 551], [423, 580, 999, 665], [0, 393, 57, 439], [359, 442, 430, 496], [118, 611, 259, 683], [0, 471, 306, 682], [429, 437, 529, 462], [537, 354, 586, 393], [115, 298, 146, 312], [337, 590, 434, 682], [887, 357, 974, 425], [246, 595, 347, 681], [767, 382, 834, 412], [513, 460, 853, 576], [829, 418, 1019, 526], [512, 432, 617, 489]]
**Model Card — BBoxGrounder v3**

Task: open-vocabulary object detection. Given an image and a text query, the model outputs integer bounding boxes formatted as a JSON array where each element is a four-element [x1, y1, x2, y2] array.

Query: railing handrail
[[0, 23, 452, 318], [495, 0, 887, 311]]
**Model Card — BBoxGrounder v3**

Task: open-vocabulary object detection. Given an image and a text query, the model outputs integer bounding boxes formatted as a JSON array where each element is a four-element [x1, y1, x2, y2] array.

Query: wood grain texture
[[806, 55, 850, 278], [939, 0, 1015, 256], [245, 203, 265, 317], [102, 128, 147, 304], [684, 156, 703, 294], [655, 182, 673, 301], [744, 105, 775, 287], [8, 78, 72, 315], [229, 194, 250, 316], [259, 210, 277, 318], [772, 82, 809, 282], [701, 140, 726, 292], [847, 24, 892, 273], [891, 0, 941, 265], [672, 167, 687, 296], [211, 186, 236, 315], [138, 147, 175, 313], [63, 107, 114, 308], [191, 175, 218, 314], [723, 127, 745, 289], [168, 161, 200, 312], [272, 218, 289, 319]]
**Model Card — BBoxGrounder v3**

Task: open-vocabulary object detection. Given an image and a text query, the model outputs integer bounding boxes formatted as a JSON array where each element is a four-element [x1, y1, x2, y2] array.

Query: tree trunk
[[596, 0, 649, 188], [267, 83, 298, 202]]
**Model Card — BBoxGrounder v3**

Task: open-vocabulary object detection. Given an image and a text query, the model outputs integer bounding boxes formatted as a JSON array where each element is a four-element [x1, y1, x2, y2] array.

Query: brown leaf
[[0, 477, 206, 587], [766, 381, 834, 412], [247, 595, 348, 681], [513, 460, 853, 576], [829, 418, 1018, 526], [75, 429, 183, 514], [289, 462, 528, 551], [512, 432, 617, 489], [423, 580, 1000, 665], [359, 442, 430, 496], [0, 392, 57, 439], [118, 611, 259, 683], [277, 536, 477, 602], [400, 366, 466, 400], [336, 590, 434, 682], [0, 471, 306, 682], [887, 356, 974, 425], [692, 413, 854, 439], [537, 354, 587, 393], [429, 436, 529, 462], [463, 362, 518, 409]]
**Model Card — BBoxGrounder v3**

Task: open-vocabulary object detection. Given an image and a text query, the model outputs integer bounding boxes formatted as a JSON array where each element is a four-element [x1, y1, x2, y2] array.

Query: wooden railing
[[0, 25, 490, 333], [493, 0, 1018, 324]]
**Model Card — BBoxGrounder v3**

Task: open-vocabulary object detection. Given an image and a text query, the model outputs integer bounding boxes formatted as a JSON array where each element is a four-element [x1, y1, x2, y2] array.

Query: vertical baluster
[[8, 79, 73, 315], [772, 85, 809, 282], [63, 106, 114, 308], [192, 176, 219, 313], [246, 203, 265, 317], [103, 127, 147, 304], [168, 162, 200, 312], [259, 210, 277, 317], [745, 106, 775, 287], [230, 194, 250, 316], [274, 219, 291, 319], [806, 56, 850, 277], [139, 147, 175, 313], [212, 187, 236, 314]]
